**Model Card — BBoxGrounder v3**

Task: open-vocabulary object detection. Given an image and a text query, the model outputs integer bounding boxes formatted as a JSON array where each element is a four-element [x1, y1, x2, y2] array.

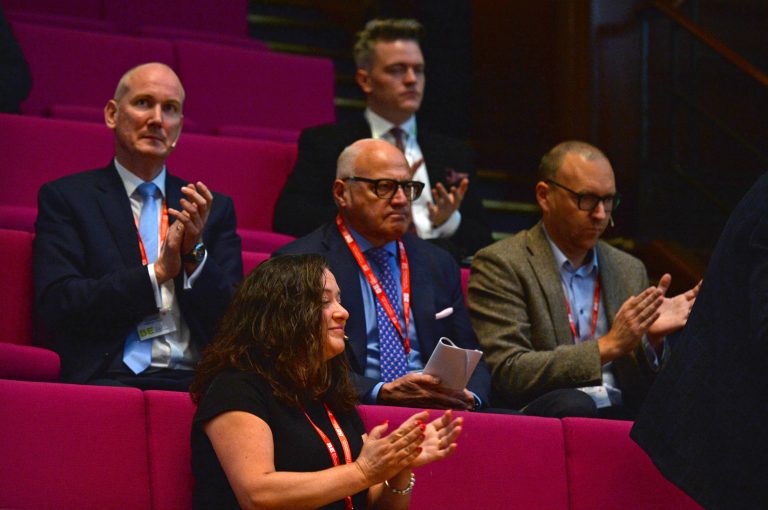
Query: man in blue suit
[[33, 63, 242, 390], [276, 138, 490, 410]]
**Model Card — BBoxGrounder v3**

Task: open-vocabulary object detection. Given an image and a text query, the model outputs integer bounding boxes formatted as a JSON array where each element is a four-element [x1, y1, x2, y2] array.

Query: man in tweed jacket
[[468, 141, 699, 418]]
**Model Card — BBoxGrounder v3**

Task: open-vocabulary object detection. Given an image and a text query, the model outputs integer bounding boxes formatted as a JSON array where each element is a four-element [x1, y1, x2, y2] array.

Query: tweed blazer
[[468, 221, 657, 410]]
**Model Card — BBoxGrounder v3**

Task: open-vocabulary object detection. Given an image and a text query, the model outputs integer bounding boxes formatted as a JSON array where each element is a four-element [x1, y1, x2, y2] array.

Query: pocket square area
[[435, 307, 454, 319]]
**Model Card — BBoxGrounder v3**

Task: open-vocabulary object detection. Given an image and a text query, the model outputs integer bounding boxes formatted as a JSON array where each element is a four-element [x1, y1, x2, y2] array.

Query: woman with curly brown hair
[[190, 254, 462, 509]]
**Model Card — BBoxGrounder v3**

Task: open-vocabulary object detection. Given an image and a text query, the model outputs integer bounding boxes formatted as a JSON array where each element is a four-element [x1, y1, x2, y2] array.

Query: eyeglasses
[[343, 176, 425, 201], [545, 179, 621, 212]]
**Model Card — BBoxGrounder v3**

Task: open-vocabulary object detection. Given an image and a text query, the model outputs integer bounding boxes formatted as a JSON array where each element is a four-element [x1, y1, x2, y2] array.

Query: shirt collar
[[542, 225, 599, 275], [347, 224, 398, 259], [365, 108, 416, 140], [114, 157, 167, 199]]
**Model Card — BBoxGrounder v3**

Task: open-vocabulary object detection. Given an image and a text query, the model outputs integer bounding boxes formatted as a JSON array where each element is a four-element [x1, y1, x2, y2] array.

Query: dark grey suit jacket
[[275, 221, 491, 404], [33, 162, 243, 383], [632, 172, 768, 509], [468, 221, 657, 410], [272, 117, 493, 260]]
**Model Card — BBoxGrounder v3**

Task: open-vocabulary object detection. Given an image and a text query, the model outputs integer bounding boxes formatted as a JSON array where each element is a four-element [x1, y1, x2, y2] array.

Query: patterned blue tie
[[366, 247, 408, 382], [123, 182, 159, 374]]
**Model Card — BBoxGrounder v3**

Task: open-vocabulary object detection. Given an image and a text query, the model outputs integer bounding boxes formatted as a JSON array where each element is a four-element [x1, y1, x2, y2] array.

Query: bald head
[[105, 62, 185, 180], [538, 140, 607, 182], [332, 138, 412, 246], [114, 62, 185, 104], [336, 138, 409, 180]]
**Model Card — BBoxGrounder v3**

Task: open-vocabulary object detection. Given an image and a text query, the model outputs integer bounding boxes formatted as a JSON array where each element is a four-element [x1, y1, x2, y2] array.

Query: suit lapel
[[526, 223, 573, 345], [596, 242, 622, 323], [416, 131, 443, 186], [95, 163, 142, 267], [164, 173, 183, 228], [402, 235, 437, 363]]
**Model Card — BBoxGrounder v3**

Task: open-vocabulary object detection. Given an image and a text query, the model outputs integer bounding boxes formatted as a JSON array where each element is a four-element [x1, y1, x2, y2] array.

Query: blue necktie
[[123, 182, 159, 374], [366, 247, 408, 382]]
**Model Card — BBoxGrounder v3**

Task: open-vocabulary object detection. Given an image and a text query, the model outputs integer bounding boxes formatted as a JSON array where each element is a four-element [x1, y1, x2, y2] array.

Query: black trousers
[[521, 388, 635, 420]]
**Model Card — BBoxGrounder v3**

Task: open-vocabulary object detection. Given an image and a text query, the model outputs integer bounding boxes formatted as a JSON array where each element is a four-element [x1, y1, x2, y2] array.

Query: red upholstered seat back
[[357, 405, 570, 510], [0, 380, 151, 509], [2, 0, 102, 19], [175, 39, 335, 133], [0, 114, 297, 235], [562, 418, 703, 509], [0, 114, 113, 231], [242, 251, 271, 276], [104, 0, 249, 37], [238, 230, 295, 254], [0, 229, 34, 344], [167, 133, 296, 232], [144, 390, 197, 510], [12, 22, 175, 116]]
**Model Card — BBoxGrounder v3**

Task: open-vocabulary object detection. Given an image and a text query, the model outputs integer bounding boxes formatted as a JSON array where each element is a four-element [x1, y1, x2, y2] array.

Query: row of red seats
[[0, 113, 297, 249], [10, 21, 335, 139], [0, 378, 702, 509]]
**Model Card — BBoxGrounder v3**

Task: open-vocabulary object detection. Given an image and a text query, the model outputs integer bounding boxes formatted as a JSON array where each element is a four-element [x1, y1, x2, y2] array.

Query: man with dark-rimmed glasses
[[276, 138, 491, 411], [468, 140, 699, 419]]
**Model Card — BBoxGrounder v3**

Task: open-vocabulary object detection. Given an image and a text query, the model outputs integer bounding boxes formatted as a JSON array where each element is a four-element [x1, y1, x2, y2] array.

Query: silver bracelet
[[384, 473, 415, 495]]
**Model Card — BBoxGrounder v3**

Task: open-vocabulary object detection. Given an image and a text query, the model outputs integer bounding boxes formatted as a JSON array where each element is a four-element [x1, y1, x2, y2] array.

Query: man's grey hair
[[336, 143, 364, 179], [538, 141, 607, 181], [353, 18, 424, 70]]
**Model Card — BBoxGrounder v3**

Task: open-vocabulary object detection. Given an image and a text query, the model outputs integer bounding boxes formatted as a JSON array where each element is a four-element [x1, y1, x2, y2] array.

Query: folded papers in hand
[[423, 337, 483, 391]]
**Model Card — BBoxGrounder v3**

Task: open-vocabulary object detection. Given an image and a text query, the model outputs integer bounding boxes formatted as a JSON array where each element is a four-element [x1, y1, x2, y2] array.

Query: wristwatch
[[182, 242, 206, 264]]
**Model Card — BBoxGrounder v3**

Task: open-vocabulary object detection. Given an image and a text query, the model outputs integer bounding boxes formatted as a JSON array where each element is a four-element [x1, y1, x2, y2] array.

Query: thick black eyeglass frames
[[343, 177, 425, 201]]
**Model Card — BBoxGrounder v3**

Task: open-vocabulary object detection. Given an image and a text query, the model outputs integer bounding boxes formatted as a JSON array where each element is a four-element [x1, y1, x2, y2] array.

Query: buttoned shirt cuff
[[183, 250, 208, 289], [642, 335, 664, 368], [147, 264, 163, 308], [432, 210, 461, 238], [365, 382, 385, 405]]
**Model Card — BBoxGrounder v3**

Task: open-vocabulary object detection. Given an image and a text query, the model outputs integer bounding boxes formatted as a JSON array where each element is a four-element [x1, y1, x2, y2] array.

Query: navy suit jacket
[[272, 117, 493, 260], [631, 172, 768, 508], [275, 221, 491, 404], [33, 162, 242, 383]]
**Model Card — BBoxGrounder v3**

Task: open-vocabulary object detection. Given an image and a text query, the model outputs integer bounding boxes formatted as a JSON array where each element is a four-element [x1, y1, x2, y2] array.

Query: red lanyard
[[563, 277, 601, 342], [303, 403, 354, 510], [336, 214, 411, 354], [133, 201, 169, 265]]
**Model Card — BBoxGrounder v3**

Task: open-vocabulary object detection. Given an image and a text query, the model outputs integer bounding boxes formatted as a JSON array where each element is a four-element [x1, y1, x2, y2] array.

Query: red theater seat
[[144, 390, 197, 510], [242, 251, 270, 276], [2, 0, 102, 19], [175, 39, 335, 134], [167, 133, 296, 233], [104, 0, 249, 37], [0, 115, 113, 232], [12, 22, 175, 117], [563, 417, 703, 509], [0, 380, 151, 509], [0, 115, 297, 239], [0, 229, 61, 381]]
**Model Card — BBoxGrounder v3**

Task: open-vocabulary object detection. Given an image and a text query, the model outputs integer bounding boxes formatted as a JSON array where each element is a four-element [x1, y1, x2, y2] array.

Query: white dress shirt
[[115, 159, 206, 370], [364, 109, 462, 239]]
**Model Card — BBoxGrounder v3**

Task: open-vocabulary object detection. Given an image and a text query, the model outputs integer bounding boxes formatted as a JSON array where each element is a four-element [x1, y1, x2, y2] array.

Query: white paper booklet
[[422, 337, 483, 391]]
